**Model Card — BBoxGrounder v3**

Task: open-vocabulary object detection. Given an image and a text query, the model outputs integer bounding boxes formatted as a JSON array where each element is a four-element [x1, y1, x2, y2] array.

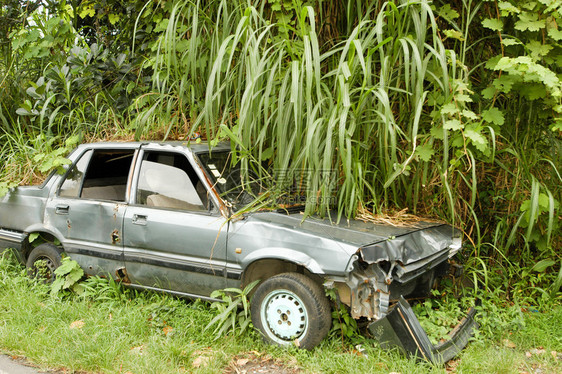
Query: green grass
[[0, 252, 560, 374]]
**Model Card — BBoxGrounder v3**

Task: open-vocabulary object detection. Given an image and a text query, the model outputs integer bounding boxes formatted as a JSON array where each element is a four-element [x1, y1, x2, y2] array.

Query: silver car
[[0, 141, 476, 362]]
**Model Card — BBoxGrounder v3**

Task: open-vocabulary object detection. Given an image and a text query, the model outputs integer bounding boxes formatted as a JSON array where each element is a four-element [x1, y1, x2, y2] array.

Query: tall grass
[[138, 0, 463, 220]]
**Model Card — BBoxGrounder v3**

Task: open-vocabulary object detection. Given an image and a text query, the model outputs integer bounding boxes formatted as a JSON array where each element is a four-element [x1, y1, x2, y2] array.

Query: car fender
[[239, 247, 327, 275], [23, 223, 66, 248]]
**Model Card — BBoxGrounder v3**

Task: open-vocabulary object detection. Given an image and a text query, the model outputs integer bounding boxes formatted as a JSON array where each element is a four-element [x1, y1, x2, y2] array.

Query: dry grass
[[356, 206, 443, 227]]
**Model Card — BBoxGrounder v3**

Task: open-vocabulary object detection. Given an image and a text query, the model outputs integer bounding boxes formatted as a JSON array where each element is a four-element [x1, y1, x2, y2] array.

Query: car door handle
[[132, 214, 147, 226], [55, 205, 69, 214]]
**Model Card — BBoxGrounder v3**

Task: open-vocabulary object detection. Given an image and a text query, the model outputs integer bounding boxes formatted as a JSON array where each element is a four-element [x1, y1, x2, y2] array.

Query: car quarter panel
[[226, 213, 358, 278], [0, 186, 49, 233]]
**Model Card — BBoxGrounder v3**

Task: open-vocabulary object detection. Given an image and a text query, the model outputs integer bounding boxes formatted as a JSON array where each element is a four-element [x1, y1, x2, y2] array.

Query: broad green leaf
[[532, 259, 555, 272], [79, 3, 95, 18], [548, 28, 562, 41], [65, 135, 80, 147], [482, 18, 503, 31], [514, 12, 545, 32], [28, 233, 40, 243], [455, 93, 472, 103], [493, 75, 520, 93], [154, 19, 169, 33], [51, 277, 64, 296], [108, 13, 120, 25], [523, 84, 547, 100], [498, 1, 520, 14], [481, 86, 497, 99], [430, 126, 444, 140], [502, 38, 521, 47], [261, 147, 273, 160], [538, 192, 558, 210], [482, 108, 505, 126], [462, 110, 478, 120], [444, 29, 464, 41], [526, 41, 553, 59], [485, 55, 502, 69], [175, 39, 189, 53], [414, 143, 435, 162], [465, 127, 488, 152], [444, 119, 463, 130], [16, 108, 33, 116], [63, 267, 84, 289], [54, 259, 79, 276], [440, 103, 458, 116], [493, 56, 513, 70], [438, 4, 460, 21]]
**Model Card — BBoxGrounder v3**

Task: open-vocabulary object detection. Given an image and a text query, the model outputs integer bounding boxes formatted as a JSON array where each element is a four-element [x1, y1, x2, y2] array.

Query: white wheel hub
[[261, 289, 308, 343]]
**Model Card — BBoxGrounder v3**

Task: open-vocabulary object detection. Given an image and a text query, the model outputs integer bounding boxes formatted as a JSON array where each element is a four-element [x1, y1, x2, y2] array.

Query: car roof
[[75, 141, 231, 154]]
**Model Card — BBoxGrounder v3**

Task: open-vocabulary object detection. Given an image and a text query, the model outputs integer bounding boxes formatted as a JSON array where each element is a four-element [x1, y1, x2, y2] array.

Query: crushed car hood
[[247, 212, 458, 265]]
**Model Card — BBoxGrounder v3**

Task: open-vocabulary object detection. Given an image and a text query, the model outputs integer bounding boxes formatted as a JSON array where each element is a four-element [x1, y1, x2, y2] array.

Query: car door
[[122, 146, 228, 297], [44, 146, 138, 278]]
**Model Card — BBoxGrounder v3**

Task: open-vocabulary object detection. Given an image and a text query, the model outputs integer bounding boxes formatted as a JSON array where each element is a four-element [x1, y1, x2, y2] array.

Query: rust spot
[[67, 219, 71, 230], [111, 229, 120, 244], [116, 267, 130, 283]]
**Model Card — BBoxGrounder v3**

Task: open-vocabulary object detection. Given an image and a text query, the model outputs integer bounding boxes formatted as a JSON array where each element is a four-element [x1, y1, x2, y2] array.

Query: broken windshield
[[196, 151, 264, 211]]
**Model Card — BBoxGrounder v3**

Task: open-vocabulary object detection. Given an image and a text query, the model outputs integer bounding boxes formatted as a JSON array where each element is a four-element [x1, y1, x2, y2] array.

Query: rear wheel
[[26, 243, 62, 283], [250, 272, 331, 350]]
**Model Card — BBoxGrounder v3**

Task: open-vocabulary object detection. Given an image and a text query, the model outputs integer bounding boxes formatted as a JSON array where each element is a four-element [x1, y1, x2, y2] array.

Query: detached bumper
[[368, 296, 478, 364]]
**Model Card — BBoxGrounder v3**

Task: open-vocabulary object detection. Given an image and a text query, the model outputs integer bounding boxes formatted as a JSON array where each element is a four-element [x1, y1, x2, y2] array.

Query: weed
[[50, 257, 84, 297], [205, 280, 260, 340], [325, 288, 363, 345]]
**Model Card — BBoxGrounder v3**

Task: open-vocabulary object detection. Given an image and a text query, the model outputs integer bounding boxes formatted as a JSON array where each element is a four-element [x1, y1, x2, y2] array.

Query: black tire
[[250, 272, 331, 350], [26, 243, 62, 283]]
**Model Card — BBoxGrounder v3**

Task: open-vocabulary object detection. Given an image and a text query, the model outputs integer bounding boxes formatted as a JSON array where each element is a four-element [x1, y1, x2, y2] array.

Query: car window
[[197, 151, 263, 211], [79, 150, 135, 201], [135, 151, 208, 211], [59, 150, 93, 198]]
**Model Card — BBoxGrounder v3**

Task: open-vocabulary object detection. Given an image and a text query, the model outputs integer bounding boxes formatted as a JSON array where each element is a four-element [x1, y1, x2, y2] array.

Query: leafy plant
[[0, 180, 17, 198], [412, 291, 467, 345], [205, 280, 260, 340], [50, 257, 84, 297], [326, 288, 361, 343], [77, 275, 130, 303]]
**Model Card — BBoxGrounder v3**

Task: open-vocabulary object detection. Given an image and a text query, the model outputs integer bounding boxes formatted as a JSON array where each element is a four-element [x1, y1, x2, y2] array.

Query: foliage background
[[0, 0, 560, 303]]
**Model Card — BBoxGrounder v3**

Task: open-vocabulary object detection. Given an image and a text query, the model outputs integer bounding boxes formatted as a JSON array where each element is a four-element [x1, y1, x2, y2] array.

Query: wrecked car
[[0, 141, 476, 363]]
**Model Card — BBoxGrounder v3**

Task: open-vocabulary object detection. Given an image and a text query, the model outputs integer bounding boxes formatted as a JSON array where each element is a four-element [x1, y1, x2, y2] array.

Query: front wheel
[[250, 272, 331, 350], [26, 243, 62, 283]]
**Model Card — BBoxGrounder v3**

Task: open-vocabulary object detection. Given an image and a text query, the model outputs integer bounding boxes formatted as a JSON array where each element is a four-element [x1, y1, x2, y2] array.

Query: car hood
[[246, 211, 458, 265]]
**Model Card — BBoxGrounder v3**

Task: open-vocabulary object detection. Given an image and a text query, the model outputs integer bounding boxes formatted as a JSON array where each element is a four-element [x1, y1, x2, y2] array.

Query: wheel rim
[[260, 289, 308, 344], [32, 255, 57, 282]]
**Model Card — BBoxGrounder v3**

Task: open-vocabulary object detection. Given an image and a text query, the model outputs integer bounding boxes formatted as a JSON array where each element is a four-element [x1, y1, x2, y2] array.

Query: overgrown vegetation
[[0, 251, 560, 373], [205, 280, 260, 340], [0, 0, 560, 359]]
